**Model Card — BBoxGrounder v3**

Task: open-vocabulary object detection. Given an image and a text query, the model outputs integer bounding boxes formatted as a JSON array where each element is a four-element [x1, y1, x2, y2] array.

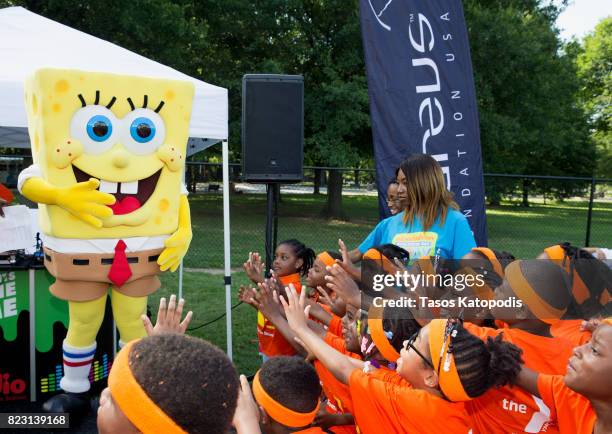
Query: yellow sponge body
[[24, 68, 194, 239]]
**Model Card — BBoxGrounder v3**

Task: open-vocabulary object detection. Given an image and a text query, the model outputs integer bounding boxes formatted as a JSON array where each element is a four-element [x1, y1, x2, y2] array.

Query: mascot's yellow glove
[[158, 194, 192, 272], [21, 177, 115, 228]]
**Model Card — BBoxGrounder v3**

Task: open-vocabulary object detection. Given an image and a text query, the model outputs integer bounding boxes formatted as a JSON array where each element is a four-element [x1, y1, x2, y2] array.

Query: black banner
[[360, 0, 488, 245]]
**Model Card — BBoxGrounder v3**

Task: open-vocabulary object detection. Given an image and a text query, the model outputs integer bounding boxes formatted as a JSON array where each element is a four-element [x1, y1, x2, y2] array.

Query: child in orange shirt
[[251, 264, 358, 433], [97, 334, 239, 434], [242, 239, 315, 360], [250, 356, 324, 434], [305, 250, 346, 335], [515, 319, 612, 434], [464, 259, 578, 433], [456, 247, 515, 327], [312, 301, 363, 434], [281, 285, 523, 434], [246, 250, 344, 357]]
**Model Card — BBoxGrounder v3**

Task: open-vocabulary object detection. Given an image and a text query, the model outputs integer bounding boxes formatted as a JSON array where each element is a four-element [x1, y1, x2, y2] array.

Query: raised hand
[[279, 283, 310, 333], [243, 252, 264, 284], [316, 285, 334, 308], [581, 317, 604, 332], [232, 375, 262, 434], [393, 256, 407, 272], [142, 294, 193, 336], [337, 239, 361, 281], [267, 270, 282, 293], [325, 264, 361, 308], [238, 285, 259, 308], [255, 279, 282, 319]]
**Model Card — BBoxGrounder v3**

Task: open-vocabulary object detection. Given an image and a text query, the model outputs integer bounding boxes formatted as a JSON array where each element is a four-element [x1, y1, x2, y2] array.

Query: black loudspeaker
[[242, 74, 304, 182]]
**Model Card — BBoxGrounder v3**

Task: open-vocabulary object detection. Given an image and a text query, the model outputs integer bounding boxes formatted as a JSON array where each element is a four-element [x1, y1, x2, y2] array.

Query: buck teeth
[[120, 181, 138, 194], [99, 180, 118, 193]]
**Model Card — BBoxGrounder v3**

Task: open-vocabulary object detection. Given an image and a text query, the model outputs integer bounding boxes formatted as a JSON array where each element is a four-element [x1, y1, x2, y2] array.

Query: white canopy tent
[[0, 6, 234, 358]]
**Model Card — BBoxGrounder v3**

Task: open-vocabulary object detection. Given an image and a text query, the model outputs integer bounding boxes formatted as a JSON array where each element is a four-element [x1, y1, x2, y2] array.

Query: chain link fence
[[4, 155, 610, 374], [182, 162, 611, 266], [3, 155, 610, 266]]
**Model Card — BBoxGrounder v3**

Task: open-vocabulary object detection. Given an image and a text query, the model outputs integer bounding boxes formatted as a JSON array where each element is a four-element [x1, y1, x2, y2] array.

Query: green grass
[[163, 192, 612, 374], [185, 193, 612, 267], [152, 271, 261, 375]]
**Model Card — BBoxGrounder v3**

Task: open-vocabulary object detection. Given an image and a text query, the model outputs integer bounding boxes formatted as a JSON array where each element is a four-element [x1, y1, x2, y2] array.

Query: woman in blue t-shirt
[[351, 154, 476, 261]]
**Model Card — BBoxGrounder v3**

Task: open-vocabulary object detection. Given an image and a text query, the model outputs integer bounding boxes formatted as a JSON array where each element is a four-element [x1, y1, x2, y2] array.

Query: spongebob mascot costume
[[18, 69, 193, 413]]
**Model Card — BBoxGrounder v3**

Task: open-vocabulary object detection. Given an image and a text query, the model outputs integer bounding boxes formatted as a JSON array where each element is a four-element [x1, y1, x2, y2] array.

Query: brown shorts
[[43, 247, 163, 302]]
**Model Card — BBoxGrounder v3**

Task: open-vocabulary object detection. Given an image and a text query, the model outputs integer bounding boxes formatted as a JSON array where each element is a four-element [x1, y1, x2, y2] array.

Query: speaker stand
[[265, 183, 280, 276]]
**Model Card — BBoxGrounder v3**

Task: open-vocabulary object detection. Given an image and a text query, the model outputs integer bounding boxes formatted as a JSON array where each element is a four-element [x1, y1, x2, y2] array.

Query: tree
[[464, 0, 596, 204], [193, 0, 371, 218], [576, 17, 612, 178]]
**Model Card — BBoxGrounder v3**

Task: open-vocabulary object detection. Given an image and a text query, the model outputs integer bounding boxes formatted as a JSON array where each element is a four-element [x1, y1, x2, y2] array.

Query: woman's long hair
[[399, 154, 459, 231]]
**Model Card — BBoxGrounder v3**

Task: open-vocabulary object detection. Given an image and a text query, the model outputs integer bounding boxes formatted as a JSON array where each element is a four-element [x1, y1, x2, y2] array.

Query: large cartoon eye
[[87, 115, 113, 141], [70, 106, 119, 155], [130, 117, 155, 143], [122, 109, 166, 155]]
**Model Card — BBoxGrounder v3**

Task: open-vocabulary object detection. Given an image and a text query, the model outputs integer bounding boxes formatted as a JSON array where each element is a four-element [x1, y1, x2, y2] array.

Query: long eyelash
[[142, 95, 148, 109], [127, 97, 135, 111], [154, 101, 165, 113], [94, 90, 100, 105], [106, 96, 117, 109], [78, 94, 86, 107]]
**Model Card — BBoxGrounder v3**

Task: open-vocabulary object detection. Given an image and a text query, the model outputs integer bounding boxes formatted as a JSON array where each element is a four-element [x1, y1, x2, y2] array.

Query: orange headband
[[109, 340, 187, 434], [544, 245, 565, 261], [544, 245, 591, 306], [506, 261, 566, 324], [363, 249, 397, 274], [428, 319, 471, 402], [367, 306, 401, 363], [472, 247, 504, 278], [457, 266, 495, 300], [252, 371, 320, 428], [317, 252, 336, 267]]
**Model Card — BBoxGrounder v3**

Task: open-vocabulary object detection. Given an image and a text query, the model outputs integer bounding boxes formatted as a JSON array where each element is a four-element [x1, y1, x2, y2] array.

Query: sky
[[555, 0, 612, 40]]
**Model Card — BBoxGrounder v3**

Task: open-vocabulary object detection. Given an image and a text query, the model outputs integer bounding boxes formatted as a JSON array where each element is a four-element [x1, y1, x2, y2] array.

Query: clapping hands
[[243, 252, 264, 284]]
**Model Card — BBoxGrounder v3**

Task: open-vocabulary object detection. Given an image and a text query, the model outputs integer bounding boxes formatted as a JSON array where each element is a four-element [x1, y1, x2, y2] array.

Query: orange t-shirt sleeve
[[349, 370, 469, 433], [537, 374, 596, 434], [366, 368, 411, 386], [258, 275, 302, 357], [537, 374, 560, 421], [324, 332, 361, 360], [349, 369, 406, 433]]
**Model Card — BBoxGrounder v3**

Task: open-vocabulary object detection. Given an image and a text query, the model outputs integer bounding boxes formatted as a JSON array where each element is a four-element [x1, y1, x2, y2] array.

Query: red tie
[[108, 240, 132, 287]]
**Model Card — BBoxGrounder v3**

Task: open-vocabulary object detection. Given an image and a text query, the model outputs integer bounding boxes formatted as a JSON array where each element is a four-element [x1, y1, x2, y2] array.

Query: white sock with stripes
[[59, 340, 96, 393]]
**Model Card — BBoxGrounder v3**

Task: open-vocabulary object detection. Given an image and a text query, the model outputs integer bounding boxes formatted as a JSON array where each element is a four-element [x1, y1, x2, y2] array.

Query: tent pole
[[178, 261, 183, 301], [222, 139, 233, 360]]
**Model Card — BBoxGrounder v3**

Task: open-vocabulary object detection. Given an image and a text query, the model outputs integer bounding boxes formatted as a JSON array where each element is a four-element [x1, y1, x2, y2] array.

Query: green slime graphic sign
[[0, 269, 68, 353]]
